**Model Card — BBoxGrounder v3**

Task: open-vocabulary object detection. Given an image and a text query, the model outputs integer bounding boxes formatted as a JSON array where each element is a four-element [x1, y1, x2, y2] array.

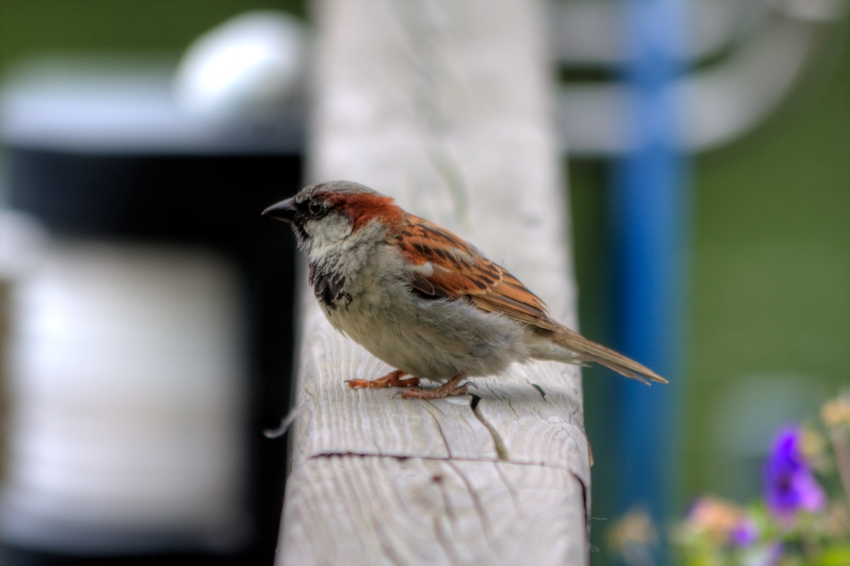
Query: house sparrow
[[263, 180, 666, 399]]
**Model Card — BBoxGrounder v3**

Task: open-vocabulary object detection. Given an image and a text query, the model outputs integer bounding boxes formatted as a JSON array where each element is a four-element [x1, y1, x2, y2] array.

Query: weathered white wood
[[282, 458, 586, 565], [279, 1, 590, 564]]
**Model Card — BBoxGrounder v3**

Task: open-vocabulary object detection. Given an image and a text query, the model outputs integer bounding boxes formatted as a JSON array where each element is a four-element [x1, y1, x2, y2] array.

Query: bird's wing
[[393, 216, 560, 332], [393, 215, 667, 385]]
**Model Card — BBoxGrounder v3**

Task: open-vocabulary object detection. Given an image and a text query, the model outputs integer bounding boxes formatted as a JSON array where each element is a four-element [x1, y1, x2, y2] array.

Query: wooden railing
[[277, 1, 591, 564]]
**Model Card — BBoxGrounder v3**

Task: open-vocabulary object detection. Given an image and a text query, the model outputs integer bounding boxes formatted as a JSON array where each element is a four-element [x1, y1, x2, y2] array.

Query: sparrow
[[263, 180, 666, 400]]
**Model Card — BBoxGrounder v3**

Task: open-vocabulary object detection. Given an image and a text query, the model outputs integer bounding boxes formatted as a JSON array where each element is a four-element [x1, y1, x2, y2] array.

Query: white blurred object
[[1, 57, 305, 155], [555, 0, 848, 156], [0, 241, 248, 553], [781, 0, 849, 21], [174, 11, 308, 118], [549, 0, 760, 65], [0, 211, 49, 280]]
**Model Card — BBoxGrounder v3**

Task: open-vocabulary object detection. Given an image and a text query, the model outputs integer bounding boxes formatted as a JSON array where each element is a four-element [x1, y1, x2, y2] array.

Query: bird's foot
[[346, 370, 420, 389], [401, 374, 470, 399]]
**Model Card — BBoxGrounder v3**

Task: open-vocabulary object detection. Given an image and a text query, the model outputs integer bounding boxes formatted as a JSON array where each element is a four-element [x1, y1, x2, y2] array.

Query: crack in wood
[[528, 381, 547, 400], [470, 394, 509, 461], [425, 403, 455, 459], [570, 470, 592, 565], [304, 451, 583, 475]]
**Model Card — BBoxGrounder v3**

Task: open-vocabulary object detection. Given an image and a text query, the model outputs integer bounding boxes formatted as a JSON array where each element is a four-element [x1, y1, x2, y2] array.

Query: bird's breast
[[309, 266, 350, 309]]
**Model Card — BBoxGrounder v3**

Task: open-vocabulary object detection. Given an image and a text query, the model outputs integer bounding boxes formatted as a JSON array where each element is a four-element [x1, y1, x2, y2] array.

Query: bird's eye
[[308, 201, 323, 217]]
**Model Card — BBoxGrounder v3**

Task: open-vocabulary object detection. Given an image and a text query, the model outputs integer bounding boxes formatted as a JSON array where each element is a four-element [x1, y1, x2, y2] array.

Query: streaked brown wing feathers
[[397, 216, 559, 332]]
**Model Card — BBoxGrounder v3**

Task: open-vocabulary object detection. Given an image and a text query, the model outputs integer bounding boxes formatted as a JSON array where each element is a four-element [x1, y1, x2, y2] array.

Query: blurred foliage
[[685, 22, 850, 494], [687, 22, 850, 501], [669, 397, 850, 566], [573, 19, 850, 566]]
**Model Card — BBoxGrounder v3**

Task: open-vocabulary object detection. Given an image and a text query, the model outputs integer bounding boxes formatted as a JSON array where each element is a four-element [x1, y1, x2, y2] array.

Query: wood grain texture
[[282, 457, 586, 565], [279, 0, 591, 564]]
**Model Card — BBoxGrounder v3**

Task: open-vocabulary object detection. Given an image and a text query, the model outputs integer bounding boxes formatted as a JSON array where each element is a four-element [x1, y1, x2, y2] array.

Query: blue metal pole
[[612, 0, 690, 557]]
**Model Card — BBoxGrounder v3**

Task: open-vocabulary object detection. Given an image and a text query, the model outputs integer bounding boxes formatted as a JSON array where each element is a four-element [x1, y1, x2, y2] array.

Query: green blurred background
[[0, 1, 305, 63], [1, 1, 848, 563], [575, 16, 850, 564]]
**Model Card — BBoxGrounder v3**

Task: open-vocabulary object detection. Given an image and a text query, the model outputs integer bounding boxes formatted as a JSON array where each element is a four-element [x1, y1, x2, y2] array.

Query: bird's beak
[[262, 197, 297, 223]]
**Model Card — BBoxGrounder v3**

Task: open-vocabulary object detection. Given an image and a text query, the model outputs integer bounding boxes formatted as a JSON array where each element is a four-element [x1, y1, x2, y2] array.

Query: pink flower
[[687, 497, 757, 546]]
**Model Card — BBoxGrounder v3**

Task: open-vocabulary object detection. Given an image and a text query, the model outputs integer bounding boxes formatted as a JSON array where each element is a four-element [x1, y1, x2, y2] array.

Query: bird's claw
[[399, 379, 471, 400], [346, 370, 420, 389]]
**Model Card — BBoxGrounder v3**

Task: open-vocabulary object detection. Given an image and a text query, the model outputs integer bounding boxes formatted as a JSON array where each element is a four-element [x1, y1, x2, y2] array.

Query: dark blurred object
[[1, 58, 304, 565]]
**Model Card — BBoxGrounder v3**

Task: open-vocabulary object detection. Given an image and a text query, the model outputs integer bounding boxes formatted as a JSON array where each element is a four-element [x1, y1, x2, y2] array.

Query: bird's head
[[262, 180, 403, 257]]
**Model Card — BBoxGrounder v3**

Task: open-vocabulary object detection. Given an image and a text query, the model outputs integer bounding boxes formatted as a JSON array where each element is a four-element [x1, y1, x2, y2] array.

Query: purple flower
[[730, 517, 758, 546], [764, 425, 826, 518]]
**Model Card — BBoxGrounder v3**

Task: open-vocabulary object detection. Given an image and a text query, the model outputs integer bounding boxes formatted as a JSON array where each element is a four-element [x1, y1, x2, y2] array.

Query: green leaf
[[815, 545, 850, 566]]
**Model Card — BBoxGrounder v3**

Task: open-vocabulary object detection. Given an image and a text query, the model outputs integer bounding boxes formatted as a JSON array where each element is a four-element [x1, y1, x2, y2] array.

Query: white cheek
[[304, 214, 353, 258]]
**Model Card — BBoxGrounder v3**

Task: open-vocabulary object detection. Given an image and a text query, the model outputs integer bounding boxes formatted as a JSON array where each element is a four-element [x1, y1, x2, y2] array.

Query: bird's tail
[[546, 327, 668, 385]]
